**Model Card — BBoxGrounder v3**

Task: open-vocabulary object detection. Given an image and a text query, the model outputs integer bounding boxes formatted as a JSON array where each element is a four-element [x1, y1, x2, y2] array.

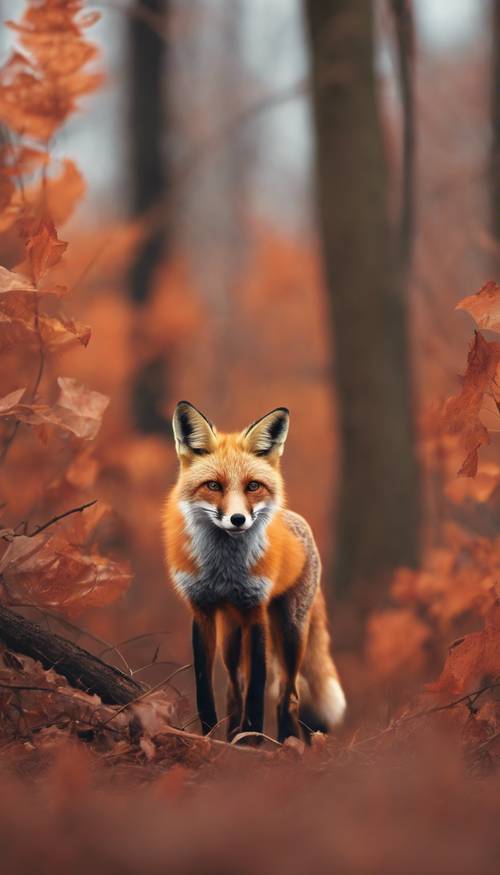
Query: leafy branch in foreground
[[0, 2, 131, 621]]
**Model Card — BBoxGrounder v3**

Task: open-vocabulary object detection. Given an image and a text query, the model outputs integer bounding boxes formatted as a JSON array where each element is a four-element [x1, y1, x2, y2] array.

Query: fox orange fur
[[163, 401, 346, 742]]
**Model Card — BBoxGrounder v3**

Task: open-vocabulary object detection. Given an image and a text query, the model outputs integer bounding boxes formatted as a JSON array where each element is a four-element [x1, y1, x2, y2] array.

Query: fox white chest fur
[[173, 501, 273, 611]]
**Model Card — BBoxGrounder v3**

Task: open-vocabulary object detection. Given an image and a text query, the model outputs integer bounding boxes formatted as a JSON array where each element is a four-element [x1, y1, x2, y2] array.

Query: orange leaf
[[0, 532, 131, 617], [24, 215, 68, 286], [428, 598, 500, 695], [0, 378, 108, 441], [0, 387, 26, 413], [443, 332, 500, 477], [0, 293, 89, 353], [0, 264, 65, 297], [456, 282, 500, 333]]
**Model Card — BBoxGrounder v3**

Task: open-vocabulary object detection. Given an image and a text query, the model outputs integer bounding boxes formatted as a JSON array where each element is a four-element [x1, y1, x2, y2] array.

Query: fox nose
[[230, 513, 246, 528]]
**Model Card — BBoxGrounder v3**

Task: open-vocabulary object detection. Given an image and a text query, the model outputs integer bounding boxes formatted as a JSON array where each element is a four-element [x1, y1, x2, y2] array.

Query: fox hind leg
[[269, 592, 308, 743]]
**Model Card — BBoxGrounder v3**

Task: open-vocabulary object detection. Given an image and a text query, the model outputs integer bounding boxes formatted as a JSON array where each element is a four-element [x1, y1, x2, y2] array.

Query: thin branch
[[348, 681, 500, 751], [12, 604, 133, 677], [28, 499, 98, 537], [98, 630, 171, 661], [99, 663, 192, 727]]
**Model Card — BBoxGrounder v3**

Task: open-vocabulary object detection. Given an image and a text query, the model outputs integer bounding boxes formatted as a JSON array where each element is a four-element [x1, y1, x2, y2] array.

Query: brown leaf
[[0, 387, 26, 414], [54, 377, 110, 439], [0, 264, 65, 298], [443, 332, 500, 477], [0, 293, 89, 353], [0, 379, 108, 441], [0, 532, 131, 616], [0, 160, 84, 235], [24, 215, 68, 286], [456, 282, 500, 333], [428, 598, 500, 695]]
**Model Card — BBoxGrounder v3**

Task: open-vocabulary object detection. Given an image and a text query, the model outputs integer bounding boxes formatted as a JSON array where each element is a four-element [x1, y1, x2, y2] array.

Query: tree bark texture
[[304, 0, 421, 597]]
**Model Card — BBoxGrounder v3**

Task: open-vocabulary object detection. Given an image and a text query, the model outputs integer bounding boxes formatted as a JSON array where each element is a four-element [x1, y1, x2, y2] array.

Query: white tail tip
[[320, 677, 347, 728]]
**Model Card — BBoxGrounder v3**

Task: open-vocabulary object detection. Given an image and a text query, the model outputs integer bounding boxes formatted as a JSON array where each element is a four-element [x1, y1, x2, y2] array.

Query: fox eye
[[246, 480, 261, 492], [205, 480, 222, 491]]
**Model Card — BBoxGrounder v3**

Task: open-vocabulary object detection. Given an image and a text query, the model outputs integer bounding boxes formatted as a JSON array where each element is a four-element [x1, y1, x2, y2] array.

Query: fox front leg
[[192, 611, 217, 734], [221, 620, 243, 741], [239, 619, 266, 742]]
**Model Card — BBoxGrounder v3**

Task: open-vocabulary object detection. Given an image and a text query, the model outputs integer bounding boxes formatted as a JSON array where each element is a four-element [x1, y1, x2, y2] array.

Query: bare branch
[[28, 499, 98, 537]]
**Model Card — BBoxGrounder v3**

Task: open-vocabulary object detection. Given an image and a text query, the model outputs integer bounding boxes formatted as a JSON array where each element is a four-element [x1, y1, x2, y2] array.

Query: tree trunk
[[128, 0, 170, 434], [492, 0, 500, 240], [303, 0, 420, 598], [390, 0, 416, 274]]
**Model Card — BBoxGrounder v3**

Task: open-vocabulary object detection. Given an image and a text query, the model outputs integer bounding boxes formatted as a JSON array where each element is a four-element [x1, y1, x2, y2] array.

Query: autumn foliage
[[0, 2, 499, 872]]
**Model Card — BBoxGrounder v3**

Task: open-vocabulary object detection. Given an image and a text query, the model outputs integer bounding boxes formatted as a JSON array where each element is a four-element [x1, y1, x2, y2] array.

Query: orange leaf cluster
[[0, 217, 91, 353], [443, 331, 500, 477], [0, 501, 132, 618], [0, 1, 102, 142], [0, 377, 109, 442], [368, 522, 499, 683], [444, 283, 500, 476], [0, 529, 131, 617], [0, 4, 129, 621]]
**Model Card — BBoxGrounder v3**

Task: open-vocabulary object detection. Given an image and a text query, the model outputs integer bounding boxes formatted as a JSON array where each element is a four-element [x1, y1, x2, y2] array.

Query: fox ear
[[172, 401, 217, 461], [241, 407, 289, 462]]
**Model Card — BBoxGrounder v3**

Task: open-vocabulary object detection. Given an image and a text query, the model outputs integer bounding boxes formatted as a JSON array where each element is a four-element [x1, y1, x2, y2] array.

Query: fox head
[[172, 400, 289, 536]]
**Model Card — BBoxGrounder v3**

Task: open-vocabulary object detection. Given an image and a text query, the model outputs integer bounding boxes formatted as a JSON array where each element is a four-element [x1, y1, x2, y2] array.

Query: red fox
[[163, 401, 346, 742]]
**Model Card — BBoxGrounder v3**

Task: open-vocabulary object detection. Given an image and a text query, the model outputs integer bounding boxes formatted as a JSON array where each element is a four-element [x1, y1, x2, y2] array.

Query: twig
[[99, 663, 192, 727], [230, 730, 282, 748], [348, 681, 500, 750], [98, 630, 171, 661], [28, 500, 98, 537]]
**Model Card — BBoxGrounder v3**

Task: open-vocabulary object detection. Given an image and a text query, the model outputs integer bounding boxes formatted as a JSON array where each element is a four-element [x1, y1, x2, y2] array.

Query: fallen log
[[0, 603, 144, 705]]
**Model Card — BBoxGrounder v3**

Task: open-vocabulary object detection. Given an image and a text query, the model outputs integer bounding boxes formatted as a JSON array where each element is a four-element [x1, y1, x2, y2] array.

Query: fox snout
[[220, 507, 253, 534]]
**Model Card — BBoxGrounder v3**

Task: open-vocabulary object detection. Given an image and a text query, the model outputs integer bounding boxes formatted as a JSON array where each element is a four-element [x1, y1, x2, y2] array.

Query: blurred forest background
[[0, 0, 499, 734]]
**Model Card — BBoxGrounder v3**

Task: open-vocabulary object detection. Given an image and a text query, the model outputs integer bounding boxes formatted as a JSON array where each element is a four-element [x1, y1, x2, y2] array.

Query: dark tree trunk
[[128, 0, 170, 434], [390, 0, 416, 275], [492, 0, 500, 240], [303, 0, 421, 598]]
